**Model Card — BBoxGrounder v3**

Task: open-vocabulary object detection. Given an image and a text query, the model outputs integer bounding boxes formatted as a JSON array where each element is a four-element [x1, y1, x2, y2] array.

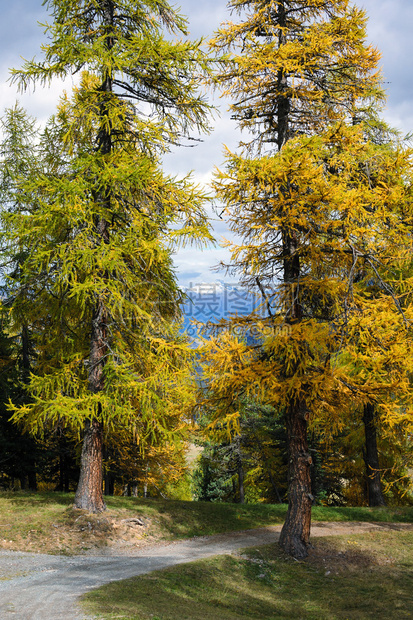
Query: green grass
[[82, 530, 413, 620], [118, 499, 413, 538], [0, 491, 412, 554]]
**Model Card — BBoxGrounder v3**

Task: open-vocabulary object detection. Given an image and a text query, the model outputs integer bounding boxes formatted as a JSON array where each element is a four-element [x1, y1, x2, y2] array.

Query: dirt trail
[[0, 521, 411, 620]]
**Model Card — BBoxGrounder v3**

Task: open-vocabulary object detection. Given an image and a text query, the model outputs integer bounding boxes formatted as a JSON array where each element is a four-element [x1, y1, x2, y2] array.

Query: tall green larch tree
[[2, 0, 212, 512], [0, 106, 43, 491], [204, 0, 413, 557]]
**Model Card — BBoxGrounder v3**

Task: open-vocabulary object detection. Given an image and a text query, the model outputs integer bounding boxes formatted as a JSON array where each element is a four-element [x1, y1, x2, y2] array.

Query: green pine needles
[[1, 0, 213, 511]]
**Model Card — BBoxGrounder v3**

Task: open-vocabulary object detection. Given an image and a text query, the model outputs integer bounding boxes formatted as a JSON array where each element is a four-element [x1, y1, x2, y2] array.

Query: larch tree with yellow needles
[[204, 0, 413, 558], [1, 0, 213, 513]]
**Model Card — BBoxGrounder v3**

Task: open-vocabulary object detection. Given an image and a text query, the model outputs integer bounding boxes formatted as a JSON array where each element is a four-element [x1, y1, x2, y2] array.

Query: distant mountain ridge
[[181, 281, 263, 337]]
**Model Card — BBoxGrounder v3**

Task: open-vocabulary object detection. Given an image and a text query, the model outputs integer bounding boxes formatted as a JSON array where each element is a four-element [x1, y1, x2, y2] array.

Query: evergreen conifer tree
[[204, 0, 413, 557], [2, 0, 212, 512]]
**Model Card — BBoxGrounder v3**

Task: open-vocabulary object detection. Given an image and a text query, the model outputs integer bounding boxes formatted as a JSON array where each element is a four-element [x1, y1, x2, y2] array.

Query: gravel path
[[0, 521, 411, 620]]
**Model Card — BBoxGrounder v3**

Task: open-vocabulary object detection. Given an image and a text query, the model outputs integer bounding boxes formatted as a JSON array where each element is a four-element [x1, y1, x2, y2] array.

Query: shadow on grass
[[83, 533, 413, 620], [117, 498, 413, 531], [311, 505, 413, 523], [1, 493, 412, 535], [0, 491, 75, 507], [137, 499, 288, 538]]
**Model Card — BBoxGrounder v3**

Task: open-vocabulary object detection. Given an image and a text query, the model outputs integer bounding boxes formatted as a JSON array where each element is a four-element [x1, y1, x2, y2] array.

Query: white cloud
[[1, 0, 413, 286], [0, 73, 79, 129]]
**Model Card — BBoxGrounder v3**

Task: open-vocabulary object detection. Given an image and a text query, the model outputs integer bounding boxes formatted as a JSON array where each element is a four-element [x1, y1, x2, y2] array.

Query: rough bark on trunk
[[73, 294, 108, 511], [277, 7, 312, 551], [363, 403, 386, 507], [74, 1, 114, 513], [279, 400, 312, 558], [74, 418, 105, 511]]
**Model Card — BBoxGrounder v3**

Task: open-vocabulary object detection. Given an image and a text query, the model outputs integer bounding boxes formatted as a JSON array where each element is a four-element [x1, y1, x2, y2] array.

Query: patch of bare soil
[[0, 509, 163, 556]]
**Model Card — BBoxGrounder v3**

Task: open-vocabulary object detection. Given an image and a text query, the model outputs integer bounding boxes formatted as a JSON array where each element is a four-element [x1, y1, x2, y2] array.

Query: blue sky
[[1, 0, 412, 287]]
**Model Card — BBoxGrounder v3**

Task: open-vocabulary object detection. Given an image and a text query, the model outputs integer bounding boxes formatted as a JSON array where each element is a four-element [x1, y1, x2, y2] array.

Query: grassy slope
[[82, 530, 413, 620], [0, 491, 412, 554]]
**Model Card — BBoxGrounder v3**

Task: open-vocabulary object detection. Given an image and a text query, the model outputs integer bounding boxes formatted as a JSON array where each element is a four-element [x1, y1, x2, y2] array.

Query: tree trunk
[[275, 0, 313, 558], [279, 401, 312, 559], [143, 463, 149, 498], [55, 432, 70, 492], [267, 468, 283, 504], [235, 436, 245, 504], [238, 459, 245, 504], [74, 418, 105, 512], [276, 1, 290, 151], [27, 466, 37, 492], [103, 447, 115, 496], [73, 295, 108, 511], [251, 425, 283, 503], [62, 435, 71, 493], [363, 403, 386, 507], [231, 476, 237, 500], [21, 326, 37, 492], [104, 473, 114, 496], [73, 2, 113, 511]]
